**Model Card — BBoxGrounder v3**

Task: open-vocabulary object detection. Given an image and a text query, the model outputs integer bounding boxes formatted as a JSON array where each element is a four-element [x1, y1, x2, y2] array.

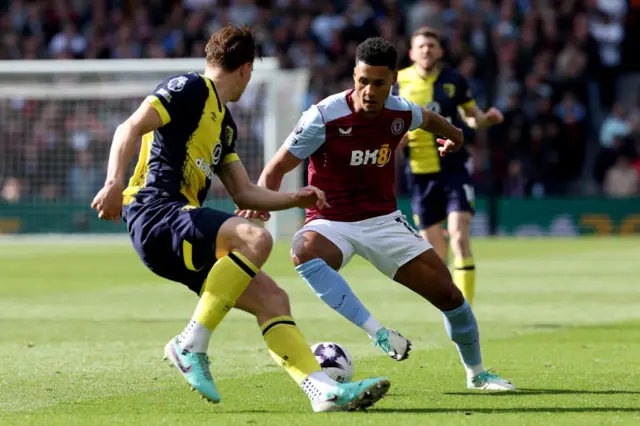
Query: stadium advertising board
[[1, 198, 639, 235]]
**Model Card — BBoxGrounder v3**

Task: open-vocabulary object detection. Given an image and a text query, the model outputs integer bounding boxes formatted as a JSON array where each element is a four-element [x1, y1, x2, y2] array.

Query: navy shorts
[[408, 169, 475, 230], [123, 197, 235, 294]]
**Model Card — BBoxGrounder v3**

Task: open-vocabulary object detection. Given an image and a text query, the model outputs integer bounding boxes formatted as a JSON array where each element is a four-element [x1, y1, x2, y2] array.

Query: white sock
[[465, 363, 485, 379], [362, 315, 383, 339], [300, 371, 336, 401], [178, 319, 212, 353]]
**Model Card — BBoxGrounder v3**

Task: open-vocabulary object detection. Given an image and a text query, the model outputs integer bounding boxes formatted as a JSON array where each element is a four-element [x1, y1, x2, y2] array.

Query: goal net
[[0, 58, 309, 240]]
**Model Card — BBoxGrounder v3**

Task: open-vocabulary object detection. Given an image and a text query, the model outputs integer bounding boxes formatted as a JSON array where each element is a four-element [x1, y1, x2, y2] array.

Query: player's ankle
[[465, 364, 485, 379], [178, 319, 212, 353], [301, 371, 336, 399], [362, 315, 384, 339]]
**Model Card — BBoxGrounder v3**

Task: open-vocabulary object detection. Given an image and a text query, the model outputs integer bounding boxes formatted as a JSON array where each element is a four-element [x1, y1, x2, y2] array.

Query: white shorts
[[295, 210, 432, 278]]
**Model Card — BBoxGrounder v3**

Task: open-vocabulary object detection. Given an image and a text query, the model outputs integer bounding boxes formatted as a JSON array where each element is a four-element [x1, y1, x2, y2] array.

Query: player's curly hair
[[355, 37, 398, 70], [205, 25, 259, 72]]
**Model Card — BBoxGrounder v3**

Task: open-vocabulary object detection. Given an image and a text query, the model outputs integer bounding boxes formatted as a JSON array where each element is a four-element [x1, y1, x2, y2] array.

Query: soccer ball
[[311, 342, 354, 383]]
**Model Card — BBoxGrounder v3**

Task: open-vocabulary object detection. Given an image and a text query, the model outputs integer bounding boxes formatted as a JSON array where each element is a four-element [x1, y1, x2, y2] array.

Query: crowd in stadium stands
[[1, 0, 640, 205]]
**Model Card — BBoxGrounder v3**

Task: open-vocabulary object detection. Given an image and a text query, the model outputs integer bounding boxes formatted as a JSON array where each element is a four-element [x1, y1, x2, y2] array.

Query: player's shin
[[261, 316, 324, 384], [296, 258, 380, 337], [179, 252, 259, 352], [442, 300, 484, 378], [453, 257, 476, 306]]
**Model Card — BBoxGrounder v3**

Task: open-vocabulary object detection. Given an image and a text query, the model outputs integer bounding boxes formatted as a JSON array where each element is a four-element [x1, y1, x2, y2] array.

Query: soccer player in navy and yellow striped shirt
[[91, 25, 389, 412], [397, 27, 504, 306]]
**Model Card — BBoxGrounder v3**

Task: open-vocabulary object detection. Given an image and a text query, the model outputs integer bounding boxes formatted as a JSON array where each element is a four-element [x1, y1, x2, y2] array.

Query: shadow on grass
[[371, 407, 640, 414], [443, 388, 640, 396]]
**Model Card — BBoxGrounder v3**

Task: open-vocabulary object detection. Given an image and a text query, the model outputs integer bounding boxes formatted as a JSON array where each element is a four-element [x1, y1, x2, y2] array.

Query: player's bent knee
[[290, 234, 318, 267], [247, 226, 273, 257], [446, 282, 465, 308], [217, 217, 273, 267], [290, 231, 343, 269], [291, 247, 316, 267]]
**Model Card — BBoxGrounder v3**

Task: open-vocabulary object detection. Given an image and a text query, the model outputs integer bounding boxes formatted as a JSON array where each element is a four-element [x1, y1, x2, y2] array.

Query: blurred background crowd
[[1, 0, 640, 205]]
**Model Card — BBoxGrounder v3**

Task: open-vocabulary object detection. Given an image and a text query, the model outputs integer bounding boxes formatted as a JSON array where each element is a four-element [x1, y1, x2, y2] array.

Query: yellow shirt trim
[[222, 153, 240, 165], [460, 99, 476, 111], [145, 96, 171, 126]]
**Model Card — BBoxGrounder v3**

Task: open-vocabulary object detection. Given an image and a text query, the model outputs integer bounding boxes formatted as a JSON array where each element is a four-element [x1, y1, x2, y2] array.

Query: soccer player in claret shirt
[[397, 27, 505, 306], [91, 25, 390, 412], [241, 37, 515, 391]]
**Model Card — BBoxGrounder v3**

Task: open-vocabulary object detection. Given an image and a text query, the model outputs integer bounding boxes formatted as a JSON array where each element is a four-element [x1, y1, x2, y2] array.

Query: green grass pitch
[[1, 236, 639, 425]]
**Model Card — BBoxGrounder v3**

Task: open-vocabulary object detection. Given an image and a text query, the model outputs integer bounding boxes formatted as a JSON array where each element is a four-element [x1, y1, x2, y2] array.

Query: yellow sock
[[194, 252, 259, 331], [261, 315, 321, 384], [453, 257, 476, 306]]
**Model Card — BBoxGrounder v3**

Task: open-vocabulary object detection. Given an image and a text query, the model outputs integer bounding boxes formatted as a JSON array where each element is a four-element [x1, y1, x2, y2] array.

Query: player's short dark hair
[[355, 37, 398, 71], [205, 25, 259, 72], [411, 26, 442, 45]]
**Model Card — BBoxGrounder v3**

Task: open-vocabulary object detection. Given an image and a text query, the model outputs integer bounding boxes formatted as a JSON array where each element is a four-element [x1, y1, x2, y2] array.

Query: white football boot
[[303, 373, 391, 412], [467, 369, 516, 391], [372, 328, 412, 361]]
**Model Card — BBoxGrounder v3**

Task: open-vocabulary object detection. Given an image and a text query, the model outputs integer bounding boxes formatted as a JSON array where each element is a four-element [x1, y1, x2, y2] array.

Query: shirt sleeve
[[404, 98, 424, 132], [285, 105, 326, 159], [220, 111, 240, 166], [391, 82, 400, 96], [456, 74, 476, 110], [144, 73, 206, 126]]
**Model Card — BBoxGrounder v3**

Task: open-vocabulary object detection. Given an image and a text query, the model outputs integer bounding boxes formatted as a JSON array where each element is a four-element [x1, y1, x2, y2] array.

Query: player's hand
[[486, 107, 504, 126], [437, 136, 463, 157], [91, 180, 124, 224], [293, 185, 330, 210], [234, 209, 271, 222]]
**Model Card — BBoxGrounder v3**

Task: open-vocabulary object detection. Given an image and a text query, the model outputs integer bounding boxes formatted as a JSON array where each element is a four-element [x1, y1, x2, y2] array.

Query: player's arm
[[218, 159, 327, 212], [459, 103, 503, 130], [455, 74, 503, 129], [91, 102, 163, 222], [398, 95, 464, 155], [106, 104, 162, 187], [92, 74, 201, 222], [262, 106, 324, 188], [237, 106, 325, 220], [395, 97, 464, 155], [258, 145, 303, 192], [418, 107, 464, 156]]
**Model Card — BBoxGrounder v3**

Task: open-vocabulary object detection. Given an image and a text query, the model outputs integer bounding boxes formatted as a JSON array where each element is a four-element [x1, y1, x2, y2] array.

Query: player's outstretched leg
[[292, 231, 411, 361], [234, 271, 391, 412], [393, 249, 514, 391], [164, 217, 271, 403]]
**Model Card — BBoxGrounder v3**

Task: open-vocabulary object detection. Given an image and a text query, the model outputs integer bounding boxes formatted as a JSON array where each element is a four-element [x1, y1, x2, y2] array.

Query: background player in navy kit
[[241, 37, 515, 392], [397, 27, 505, 306], [90, 25, 390, 412]]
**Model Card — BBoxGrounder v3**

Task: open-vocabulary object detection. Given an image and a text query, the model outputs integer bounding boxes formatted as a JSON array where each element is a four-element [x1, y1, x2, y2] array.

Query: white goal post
[[0, 58, 309, 240]]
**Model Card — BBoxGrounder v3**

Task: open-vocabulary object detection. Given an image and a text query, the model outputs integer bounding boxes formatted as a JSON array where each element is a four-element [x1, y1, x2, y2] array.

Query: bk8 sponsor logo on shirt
[[349, 144, 391, 167]]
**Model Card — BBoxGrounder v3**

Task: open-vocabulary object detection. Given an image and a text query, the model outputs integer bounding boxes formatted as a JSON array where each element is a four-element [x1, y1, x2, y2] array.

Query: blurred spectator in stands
[[604, 152, 639, 197], [503, 159, 527, 198], [406, 0, 444, 35], [49, 21, 87, 58], [590, 0, 626, 108], [1, 177, 22, 204], [67, 150, 101, 202], [553, 92, 587, 187], [0, 0, 636, 200], [600, 104, 631, 148]]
